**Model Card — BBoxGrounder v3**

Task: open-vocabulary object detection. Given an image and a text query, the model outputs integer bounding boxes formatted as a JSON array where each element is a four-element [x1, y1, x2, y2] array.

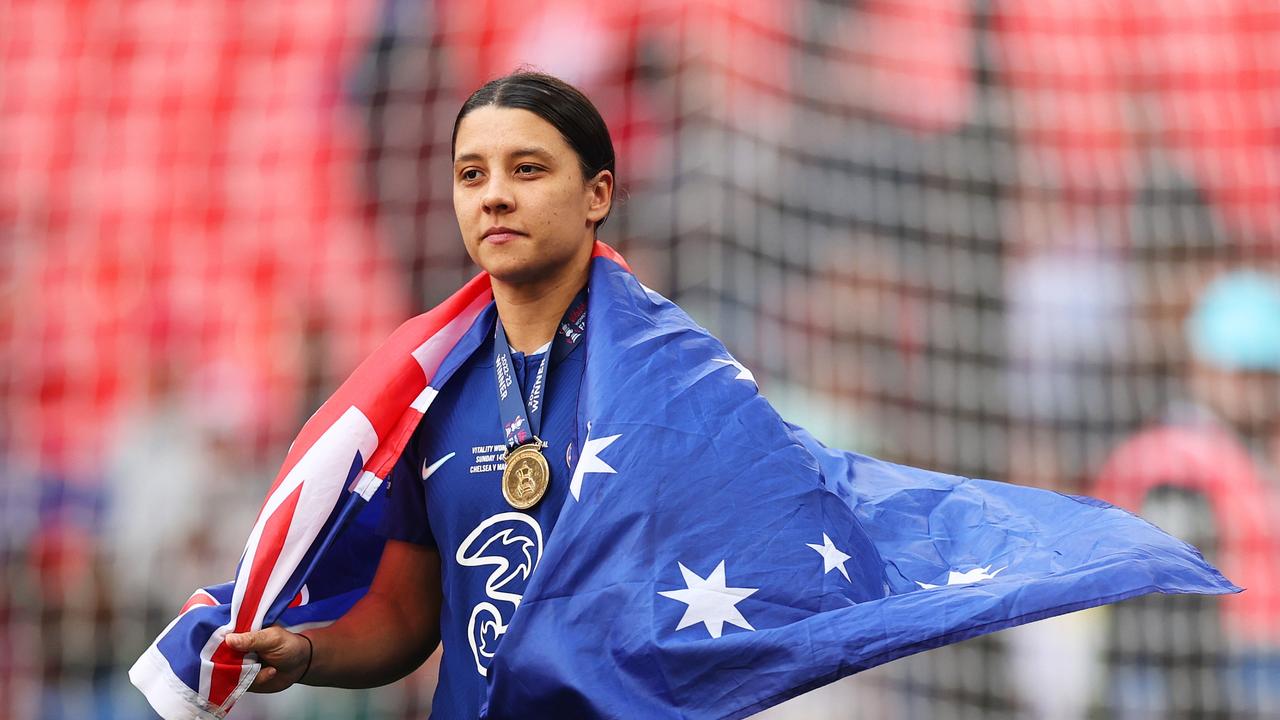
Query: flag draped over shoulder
[[127, 245, 511, 719], [132, 243, 1237, 720]]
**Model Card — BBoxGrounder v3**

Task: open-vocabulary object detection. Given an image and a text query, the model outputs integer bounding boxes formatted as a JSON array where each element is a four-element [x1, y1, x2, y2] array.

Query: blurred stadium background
[[3, 0, 1280, 718]]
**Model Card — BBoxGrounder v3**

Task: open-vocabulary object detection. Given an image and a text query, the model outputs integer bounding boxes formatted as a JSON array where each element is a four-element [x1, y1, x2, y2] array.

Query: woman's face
[[452, 106, 612, 286]]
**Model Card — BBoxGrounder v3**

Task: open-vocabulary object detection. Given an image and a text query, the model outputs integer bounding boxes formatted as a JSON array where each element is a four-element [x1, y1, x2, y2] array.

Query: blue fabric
[[130, 250, 1236, 720], [473, 257, 1237, 720], [380, 303, 586, 718]]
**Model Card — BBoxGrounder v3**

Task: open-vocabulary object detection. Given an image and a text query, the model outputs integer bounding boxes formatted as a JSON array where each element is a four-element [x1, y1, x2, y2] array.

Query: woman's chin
[[474, 237, 590, 287], [480, 254, 547, 286]]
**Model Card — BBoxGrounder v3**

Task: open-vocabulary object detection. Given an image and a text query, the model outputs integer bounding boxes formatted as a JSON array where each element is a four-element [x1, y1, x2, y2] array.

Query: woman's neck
[[492, 259, 590, 355]]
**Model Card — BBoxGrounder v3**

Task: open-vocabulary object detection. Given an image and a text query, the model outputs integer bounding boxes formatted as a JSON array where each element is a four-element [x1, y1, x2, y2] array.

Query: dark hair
[[451, 71, 616, 228]]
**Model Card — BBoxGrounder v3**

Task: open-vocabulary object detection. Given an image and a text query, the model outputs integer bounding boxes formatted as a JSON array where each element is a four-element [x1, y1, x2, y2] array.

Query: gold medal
[[502, 442, 550, 510]]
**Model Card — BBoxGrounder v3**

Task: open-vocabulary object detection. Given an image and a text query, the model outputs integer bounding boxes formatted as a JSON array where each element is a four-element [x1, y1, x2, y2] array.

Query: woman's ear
[[586, 170, 614, 224]]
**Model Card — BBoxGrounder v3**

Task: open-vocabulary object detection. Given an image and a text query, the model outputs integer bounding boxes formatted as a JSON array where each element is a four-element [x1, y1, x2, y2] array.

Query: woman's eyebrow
[[509, 147, 554, 162], [453, 147, 554, 166]]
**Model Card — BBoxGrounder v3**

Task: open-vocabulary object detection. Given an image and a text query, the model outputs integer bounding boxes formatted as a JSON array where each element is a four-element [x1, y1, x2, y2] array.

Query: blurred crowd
[[2, 1, 1278, 718]]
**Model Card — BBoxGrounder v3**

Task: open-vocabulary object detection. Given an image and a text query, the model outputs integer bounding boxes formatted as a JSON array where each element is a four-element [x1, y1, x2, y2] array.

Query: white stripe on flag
[[209, 405, 378, 695]]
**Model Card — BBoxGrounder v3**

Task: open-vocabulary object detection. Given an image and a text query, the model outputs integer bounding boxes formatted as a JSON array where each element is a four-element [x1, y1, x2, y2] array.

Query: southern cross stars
[[806, 533, 852, 582], [711, 357, 756, 384], [917, 565, 1006, 589], [569, 430, 622, 500], [658, 561, 758, 639]]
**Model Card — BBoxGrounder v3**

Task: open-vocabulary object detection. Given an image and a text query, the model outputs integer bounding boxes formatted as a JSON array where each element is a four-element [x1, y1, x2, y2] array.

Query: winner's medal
[[502, 441, 551, 509], [493, 288, 588, 512]]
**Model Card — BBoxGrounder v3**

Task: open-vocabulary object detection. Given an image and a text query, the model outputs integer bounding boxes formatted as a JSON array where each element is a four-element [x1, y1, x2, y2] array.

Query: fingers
[[249, 665, 289, 693], [247, 665, 295, 694], [226, 627, 306, 694], [225, 631, 256, 652], [248, 665, 276, 692], [226, 627, 285, 653]]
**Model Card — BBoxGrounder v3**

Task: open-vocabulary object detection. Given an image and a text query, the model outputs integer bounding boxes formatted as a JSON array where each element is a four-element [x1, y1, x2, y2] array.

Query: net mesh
[[3, 1, 1279, 718]]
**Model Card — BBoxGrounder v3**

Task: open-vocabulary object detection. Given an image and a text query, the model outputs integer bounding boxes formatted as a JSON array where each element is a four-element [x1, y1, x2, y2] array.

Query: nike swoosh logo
[[422, 452, 455, 480]]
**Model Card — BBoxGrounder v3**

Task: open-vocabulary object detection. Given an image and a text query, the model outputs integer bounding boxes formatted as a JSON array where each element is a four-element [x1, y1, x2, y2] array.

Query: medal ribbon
[[494, 288, 588, 451]]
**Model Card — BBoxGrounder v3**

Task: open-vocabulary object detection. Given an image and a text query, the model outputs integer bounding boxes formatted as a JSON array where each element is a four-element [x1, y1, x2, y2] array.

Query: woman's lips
[[483, 231, 525, 245]]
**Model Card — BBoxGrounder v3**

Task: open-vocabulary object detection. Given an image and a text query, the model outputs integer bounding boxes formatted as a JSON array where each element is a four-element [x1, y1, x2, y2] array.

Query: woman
[[226, 71, 616, 717], [166, 72, 1232, 720]]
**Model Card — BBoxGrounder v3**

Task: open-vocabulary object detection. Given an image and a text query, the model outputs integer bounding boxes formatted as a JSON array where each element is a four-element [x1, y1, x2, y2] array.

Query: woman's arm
[[226, 539, 443, 692]]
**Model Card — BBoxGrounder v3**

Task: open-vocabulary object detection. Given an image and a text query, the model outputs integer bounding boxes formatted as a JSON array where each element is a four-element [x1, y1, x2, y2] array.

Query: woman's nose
[[482, 177, 515, 214]]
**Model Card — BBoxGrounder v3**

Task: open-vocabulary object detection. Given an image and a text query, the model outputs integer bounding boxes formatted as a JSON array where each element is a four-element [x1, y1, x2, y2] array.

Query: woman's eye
[[516, 164, 541, 175], [460, 168, 481, 182]]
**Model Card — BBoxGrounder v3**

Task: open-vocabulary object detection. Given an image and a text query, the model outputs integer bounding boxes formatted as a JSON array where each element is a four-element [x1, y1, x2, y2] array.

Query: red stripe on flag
[[207, 641, 245, 711], [180, 590, 218, 614], [210, 482, 304, 707], [592, 240, 631, 271]]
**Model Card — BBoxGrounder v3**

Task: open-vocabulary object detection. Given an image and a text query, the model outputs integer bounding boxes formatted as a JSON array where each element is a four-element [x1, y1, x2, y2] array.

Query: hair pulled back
[[452, 71, 616, 228]]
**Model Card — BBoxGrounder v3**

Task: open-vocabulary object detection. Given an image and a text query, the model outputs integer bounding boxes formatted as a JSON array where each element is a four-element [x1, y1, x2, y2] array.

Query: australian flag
[[131, 242, 1236, 719]]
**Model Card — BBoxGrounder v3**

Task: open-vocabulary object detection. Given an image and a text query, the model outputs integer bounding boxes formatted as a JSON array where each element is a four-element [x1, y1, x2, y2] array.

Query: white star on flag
[[806, 533, 852, 582], [711, 357, 756, 385], [916, 565, 1006, 590], [569, 430, 622, 500], [658, 560, 758, 639]]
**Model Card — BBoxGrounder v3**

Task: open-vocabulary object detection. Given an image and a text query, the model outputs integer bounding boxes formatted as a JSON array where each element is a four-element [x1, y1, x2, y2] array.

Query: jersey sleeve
[[377, 424, 437, 548]]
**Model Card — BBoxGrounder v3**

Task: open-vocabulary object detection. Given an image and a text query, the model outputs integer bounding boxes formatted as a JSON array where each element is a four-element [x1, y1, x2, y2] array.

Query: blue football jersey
[[380, 305, 585, 719]]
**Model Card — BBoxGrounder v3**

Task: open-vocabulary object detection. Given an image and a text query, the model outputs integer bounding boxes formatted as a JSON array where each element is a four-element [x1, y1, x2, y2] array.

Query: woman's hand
[[218, 542, 442, 691], [225, 627, 313, 693]]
